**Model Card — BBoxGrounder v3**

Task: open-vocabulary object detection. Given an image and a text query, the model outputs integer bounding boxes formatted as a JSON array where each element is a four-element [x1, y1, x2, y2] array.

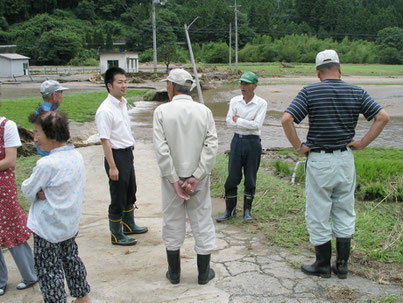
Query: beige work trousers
[[161, 175, 216, 255]]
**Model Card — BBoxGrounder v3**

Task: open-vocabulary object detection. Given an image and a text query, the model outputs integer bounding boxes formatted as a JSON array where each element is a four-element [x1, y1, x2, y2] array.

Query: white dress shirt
[[95, 94, 135, 149], [22, 145, 86, 243], [226, 94, 268, 136], [153, 94, 218, 183]]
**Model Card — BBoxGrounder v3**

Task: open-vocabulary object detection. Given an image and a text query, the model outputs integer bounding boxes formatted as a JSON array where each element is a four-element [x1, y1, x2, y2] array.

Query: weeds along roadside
[[210, 149, 402, 284]]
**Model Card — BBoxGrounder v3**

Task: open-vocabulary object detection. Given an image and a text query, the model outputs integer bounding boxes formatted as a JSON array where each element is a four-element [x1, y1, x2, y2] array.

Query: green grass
[[378, 295, 400, 303], [271, 148, 403, 202], [212, 154, 307, 247], [0, 89, 148, 129], [270, 160, 292, 177], [211, 153, 402, 265], [196, 62, 403, 77], [15, 154, 39, 212]]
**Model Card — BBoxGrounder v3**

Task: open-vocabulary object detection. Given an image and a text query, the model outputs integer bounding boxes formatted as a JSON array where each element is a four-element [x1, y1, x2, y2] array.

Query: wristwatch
[[296, 143, 305, 152]]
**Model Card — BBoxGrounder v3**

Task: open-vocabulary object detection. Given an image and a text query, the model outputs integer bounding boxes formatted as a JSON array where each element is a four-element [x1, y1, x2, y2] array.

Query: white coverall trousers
[[161, 175, 216, 255]]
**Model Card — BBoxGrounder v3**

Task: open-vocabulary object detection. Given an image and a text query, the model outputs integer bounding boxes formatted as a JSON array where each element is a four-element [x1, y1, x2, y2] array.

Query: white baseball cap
[[161, 69, 194, 86], [40, 80, 69, 97], [316, 50, 340, 67]]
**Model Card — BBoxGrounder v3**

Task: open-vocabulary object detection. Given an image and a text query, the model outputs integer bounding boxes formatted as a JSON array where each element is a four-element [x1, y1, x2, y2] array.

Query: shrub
[[200, 42, 229, 63], [36, 30, 83, 65], [139, 48, 153, 63], [176, 46, 189, 63], [69, 49, 98, 66], [239, 43, 266, 62], [379, 47, 403, 64]]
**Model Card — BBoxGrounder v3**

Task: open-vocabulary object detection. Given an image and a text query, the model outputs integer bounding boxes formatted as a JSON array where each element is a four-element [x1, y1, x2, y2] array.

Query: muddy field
[[1, 74, 402, 151]]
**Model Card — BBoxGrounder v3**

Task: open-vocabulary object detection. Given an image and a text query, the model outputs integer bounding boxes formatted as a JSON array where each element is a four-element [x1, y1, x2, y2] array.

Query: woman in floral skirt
[[0, 116, 38, 296]]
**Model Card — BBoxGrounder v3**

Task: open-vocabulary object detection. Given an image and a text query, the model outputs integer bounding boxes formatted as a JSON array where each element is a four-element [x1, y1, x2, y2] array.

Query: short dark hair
[[104, 67, 126, 92], [172, 82, 192, 95], [29, 110, 70, 142], [316, 62, 340, 72]]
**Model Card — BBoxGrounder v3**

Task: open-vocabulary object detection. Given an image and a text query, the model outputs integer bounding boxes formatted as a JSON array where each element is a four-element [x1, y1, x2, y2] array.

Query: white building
[[0, 53, 30, 77], [99, 52, 139, 74]]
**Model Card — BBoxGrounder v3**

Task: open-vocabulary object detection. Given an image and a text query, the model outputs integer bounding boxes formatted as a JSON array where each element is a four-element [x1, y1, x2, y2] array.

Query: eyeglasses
[[33, 130, 38, 137]]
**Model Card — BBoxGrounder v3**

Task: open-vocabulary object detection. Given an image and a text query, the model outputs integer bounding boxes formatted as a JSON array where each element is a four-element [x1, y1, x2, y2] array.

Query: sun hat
[[316, 49, 340, 67], [161, 69, 194, 86], [40, 80, 69, 97], [239, 71, 258, 84]]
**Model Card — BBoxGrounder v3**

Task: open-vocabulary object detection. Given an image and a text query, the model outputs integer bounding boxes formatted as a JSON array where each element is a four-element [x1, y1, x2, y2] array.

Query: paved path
[[1, 144, 401, 302]]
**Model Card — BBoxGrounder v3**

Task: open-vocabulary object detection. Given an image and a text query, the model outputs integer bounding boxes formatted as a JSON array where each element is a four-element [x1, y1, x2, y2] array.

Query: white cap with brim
[[161, 69, 194, 87], [316, 49, 340, 67], [40, 80, 69, 97]]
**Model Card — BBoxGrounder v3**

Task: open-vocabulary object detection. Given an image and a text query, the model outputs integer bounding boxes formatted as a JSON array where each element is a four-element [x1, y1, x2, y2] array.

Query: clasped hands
[[173, 176, 200, 200], [37, 189, 46, 200]]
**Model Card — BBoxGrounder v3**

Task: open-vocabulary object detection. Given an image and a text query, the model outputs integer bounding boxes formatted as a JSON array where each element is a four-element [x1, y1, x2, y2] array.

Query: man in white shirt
[[95, 67, 148, 246], [216, 72, 267, 222], [153, 69, 218, 285]]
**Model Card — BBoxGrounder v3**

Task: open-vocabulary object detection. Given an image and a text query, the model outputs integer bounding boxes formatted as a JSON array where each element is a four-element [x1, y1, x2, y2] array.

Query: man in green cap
[[216, 71, 267, 222]]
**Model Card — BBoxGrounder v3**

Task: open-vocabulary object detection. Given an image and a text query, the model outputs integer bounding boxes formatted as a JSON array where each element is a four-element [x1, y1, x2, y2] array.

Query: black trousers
[[224, 134, 262, 198], [104, 147, 137, 216]]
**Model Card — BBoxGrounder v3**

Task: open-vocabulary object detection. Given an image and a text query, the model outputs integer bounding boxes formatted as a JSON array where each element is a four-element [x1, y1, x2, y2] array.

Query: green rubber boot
[[109, 214, 137, 246], [122, 208, 148, 235]]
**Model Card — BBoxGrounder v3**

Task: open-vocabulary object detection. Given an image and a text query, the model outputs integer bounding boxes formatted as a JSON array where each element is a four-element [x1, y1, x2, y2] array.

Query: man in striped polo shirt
[[281, 50, 389, 279]]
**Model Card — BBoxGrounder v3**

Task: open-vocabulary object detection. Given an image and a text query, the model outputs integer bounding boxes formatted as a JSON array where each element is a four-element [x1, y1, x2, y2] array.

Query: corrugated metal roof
[[0, 53, 30, 60]]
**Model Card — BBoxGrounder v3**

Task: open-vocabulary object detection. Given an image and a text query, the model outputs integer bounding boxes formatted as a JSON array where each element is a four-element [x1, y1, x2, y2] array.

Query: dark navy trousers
[[224, 134, 262, 198]]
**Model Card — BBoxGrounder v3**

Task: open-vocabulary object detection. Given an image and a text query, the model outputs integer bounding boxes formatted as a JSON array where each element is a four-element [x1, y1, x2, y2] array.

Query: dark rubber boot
[[216, 197, 237, 222], [166, 250, 180, 284], [109, 214, 137, 246], [197, 254, 215, 285], [122, 208, 148, 235], [332, 237, 351, 279], [301, 240, 331, 278], [243, 195, 253, 221]]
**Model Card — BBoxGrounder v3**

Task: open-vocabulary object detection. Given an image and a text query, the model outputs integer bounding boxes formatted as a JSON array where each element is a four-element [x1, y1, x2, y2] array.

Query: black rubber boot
[[197, 254, 215, 285], [166, 250, 180, 284], [216, 197, 237, 222], [122, 208, 148, 235], [301, 240, 331, 278], [109, 214, 137, 246], [332, 237, 351, 279], [243, 195, 253, 221]]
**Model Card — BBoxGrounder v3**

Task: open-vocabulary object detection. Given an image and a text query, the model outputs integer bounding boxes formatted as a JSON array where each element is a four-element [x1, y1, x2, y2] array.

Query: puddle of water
[[129, 83, 403, 151]]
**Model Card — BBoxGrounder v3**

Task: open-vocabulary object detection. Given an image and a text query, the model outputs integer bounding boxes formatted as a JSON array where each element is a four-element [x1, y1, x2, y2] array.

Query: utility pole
[[230, 0, 241, 73], [184, 17, 204, 104], [229, 23, 232, 68], [152, 0, 158, 74]]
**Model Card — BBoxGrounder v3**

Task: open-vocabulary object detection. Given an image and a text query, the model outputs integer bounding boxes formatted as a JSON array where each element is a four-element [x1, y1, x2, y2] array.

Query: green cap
[[239, 71, 258, 84]]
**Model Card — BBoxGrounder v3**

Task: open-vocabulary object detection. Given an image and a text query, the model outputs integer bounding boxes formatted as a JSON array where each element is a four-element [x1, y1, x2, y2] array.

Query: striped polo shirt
[[285, 79, 382, 150]]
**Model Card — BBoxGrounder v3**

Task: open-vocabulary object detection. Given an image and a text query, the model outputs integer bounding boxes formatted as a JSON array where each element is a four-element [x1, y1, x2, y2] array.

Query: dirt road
[[1, 143, 401, 303]]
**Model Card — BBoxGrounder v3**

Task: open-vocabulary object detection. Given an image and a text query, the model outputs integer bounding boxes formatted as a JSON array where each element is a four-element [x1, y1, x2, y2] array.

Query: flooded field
[[131, 80, 403, 152], [1, 76, 402, 152]]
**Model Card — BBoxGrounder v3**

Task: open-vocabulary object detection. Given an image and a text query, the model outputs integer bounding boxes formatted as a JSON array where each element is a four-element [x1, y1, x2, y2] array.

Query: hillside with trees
[[0, 0, 402, 65]]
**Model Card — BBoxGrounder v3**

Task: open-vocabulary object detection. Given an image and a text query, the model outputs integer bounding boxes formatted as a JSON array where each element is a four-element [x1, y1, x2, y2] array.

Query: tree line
[[0, 0, 402, 65]]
